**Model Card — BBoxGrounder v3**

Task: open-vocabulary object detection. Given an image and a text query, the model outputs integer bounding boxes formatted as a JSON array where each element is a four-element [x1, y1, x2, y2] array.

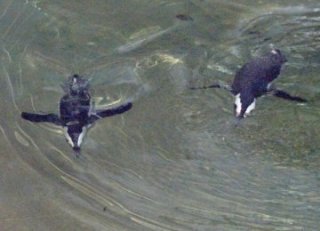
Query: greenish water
[[0, 0, 320, 230]]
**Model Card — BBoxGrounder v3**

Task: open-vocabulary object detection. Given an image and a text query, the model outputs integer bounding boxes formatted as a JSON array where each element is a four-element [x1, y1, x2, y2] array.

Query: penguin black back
[[232, 49, 287, 97], [59, 74, 91, 125]]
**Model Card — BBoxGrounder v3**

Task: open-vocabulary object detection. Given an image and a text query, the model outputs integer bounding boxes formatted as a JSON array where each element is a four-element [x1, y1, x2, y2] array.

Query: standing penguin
[[21, 74, 132, 153], [191, 49, 306, 118]]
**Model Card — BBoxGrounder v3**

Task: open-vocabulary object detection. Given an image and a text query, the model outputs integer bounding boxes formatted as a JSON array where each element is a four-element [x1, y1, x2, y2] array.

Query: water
[[0, 0, 320, 230]]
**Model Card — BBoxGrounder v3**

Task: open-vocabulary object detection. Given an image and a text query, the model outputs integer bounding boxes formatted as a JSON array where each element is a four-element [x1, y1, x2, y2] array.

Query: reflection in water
[[115, 16, 193, 54], [0, 0, 320, 230]]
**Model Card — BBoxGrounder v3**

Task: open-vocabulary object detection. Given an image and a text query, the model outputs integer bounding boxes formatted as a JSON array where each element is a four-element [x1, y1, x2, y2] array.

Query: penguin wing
[[272, 89, 307, 103], [21, 112, 62, 125], [89, 102, 132, 122]]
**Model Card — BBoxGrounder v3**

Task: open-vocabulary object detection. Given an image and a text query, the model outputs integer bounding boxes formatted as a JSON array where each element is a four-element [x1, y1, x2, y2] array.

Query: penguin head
[[63, 123, 87, 152], [270, 49, 287, 64], [62, 74, 90, 96], [234, 92, 256, 118]]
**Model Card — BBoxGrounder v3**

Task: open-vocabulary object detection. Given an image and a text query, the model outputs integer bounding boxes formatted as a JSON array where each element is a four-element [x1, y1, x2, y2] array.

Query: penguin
[[231, 49, 290, 118], [191, 49, 306, 119], [21, 74, 132, 153]]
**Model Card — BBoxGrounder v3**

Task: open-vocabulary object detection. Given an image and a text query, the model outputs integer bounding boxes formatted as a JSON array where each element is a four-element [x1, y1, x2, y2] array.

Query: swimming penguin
[[191, 49, 306, 118], [21, 74, 132, 153]]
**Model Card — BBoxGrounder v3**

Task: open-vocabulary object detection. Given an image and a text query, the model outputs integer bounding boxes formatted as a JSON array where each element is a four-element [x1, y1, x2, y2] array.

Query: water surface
[[0, 0, 320, 230]]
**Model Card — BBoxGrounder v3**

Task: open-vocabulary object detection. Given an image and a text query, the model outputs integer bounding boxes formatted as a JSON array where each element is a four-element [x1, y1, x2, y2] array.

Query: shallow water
[[1, 0, 320, 230]]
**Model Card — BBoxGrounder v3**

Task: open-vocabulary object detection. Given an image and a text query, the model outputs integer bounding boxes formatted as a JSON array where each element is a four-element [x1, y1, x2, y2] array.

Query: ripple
[[237, 4, 320, 62]]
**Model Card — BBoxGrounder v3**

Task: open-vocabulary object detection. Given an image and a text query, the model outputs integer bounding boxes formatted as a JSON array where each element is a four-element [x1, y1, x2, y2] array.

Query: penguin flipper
[[190, 83, 232, 92], [89, 102, 132, 122], [21, 112, 62, 125], [272, 90, 307, 103]]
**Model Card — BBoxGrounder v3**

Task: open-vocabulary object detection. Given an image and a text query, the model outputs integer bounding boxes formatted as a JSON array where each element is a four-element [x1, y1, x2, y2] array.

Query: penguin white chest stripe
[[64, 127, 75, 147], [77, 126, 87, 147], [244, 98, 256, 117], [234, 94, 242, 117]]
